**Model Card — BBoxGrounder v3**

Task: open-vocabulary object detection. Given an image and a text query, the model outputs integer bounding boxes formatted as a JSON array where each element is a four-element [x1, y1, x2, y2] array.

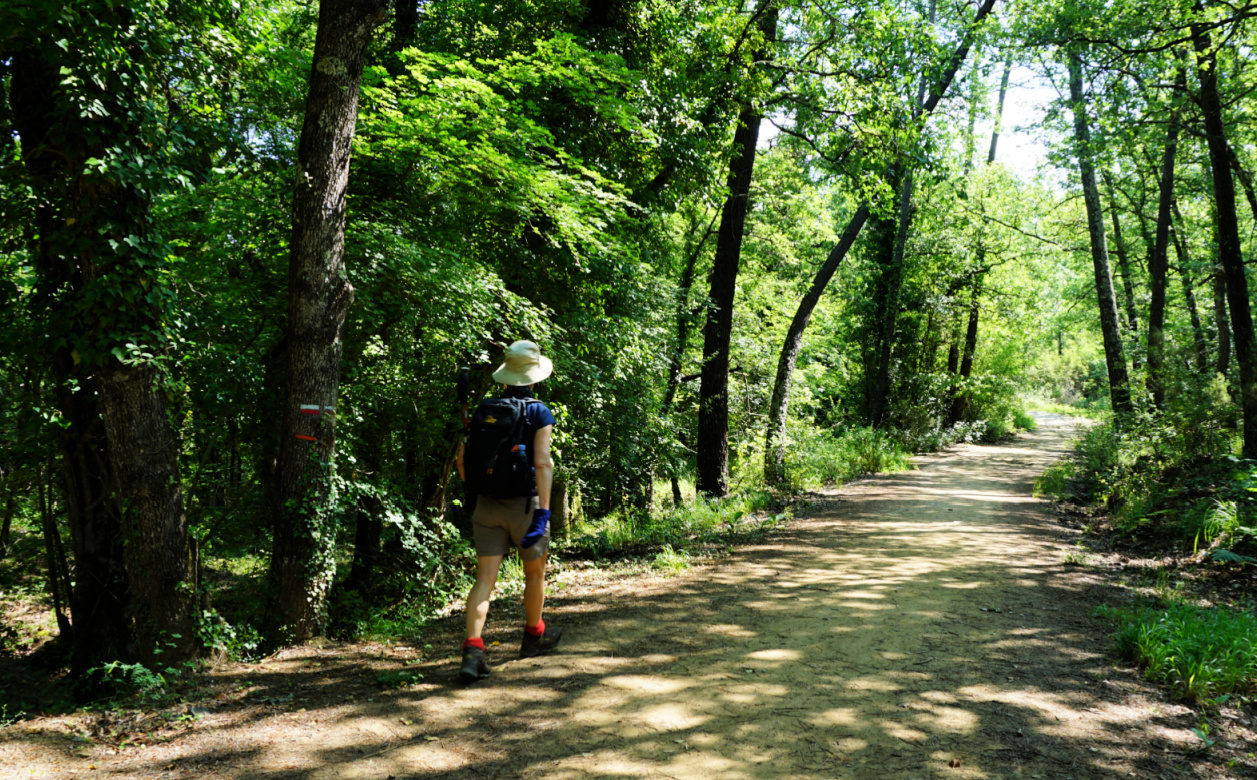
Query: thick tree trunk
[[1192, 10, 1257, 456], [267, 0, 387, 642], [10, 30, 196, 683], [696, 3, 778, 497], [665, 211, 713, 501], [96, 364, 198, 665], [1146, 84, 1180, 410], [764, 204, 870, 485], [1067, 51, 1132, 415]]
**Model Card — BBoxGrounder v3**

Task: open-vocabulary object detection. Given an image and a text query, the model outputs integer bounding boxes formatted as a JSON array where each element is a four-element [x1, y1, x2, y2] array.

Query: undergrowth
[[559, 490, 789, 561], [1096, 600, 1257, 701]]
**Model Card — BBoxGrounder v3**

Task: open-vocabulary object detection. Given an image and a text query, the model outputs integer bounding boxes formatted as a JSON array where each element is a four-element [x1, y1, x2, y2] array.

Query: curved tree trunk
[[267, 0, 388, 644], [763, 203, 870, 485], [1067, 50, 1132, 416]]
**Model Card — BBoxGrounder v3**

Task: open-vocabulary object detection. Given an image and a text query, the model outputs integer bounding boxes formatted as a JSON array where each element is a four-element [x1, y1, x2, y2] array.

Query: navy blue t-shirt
[[500, 385, 556, 451]]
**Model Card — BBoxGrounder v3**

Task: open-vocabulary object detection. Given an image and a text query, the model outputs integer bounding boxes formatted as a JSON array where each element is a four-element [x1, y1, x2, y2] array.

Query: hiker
[[457, 340, 563, 682]]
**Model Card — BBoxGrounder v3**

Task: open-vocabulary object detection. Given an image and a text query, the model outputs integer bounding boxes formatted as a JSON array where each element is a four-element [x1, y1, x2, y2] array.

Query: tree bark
[[696, 2, 777, 497], [96, 364, 198, 665], [1067, 51, 1132, 416], [1192, 7, 1257, 456], [9, 22, 197, 683], [1146, 77, 1181, 410], [267, 0, 388, 642]]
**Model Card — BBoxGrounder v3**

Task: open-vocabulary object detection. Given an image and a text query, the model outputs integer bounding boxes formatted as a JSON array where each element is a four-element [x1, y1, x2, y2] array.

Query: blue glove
[[520, 508, 551, 549]]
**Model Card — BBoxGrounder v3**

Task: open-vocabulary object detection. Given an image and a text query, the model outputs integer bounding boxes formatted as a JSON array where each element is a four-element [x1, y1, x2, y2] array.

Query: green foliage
[[198, 609, 263, 662], [784, 425, 912, 490], [651, 544, 690, 573], [562, 491, 784, 559], [1034, 460, 1076, 500], [86, 662, 171, 705], [1097, 601, 1257, 701]]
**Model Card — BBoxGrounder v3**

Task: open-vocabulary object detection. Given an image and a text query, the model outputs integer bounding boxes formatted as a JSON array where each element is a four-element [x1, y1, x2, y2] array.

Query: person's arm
[[532, 424, 554, 510]]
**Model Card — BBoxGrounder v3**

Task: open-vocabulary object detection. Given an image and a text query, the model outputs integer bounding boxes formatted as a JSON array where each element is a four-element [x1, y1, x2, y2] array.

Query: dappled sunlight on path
[[0, 414, 1203, 779]]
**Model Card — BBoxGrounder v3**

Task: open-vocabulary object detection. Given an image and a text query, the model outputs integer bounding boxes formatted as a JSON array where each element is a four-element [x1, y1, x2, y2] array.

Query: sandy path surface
[[1, 413, 1213, 778]]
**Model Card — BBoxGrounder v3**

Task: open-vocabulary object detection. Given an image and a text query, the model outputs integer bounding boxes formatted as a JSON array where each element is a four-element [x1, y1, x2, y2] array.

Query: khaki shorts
[[472, 495, 549, 561]]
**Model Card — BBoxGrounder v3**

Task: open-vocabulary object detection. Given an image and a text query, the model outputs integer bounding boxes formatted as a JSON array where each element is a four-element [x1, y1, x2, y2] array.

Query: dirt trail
[[1, 413, 1213, 778]]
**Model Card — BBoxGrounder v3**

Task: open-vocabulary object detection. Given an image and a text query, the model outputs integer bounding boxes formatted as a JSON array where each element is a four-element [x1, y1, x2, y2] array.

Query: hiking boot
[[520, 624, 563, 658], [459, 646, 491, 682]]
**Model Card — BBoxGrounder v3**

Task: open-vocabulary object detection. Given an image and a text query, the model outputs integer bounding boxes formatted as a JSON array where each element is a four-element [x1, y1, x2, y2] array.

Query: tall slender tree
[[1066, 50, 1132, 416], [696, 0, 778, 496]]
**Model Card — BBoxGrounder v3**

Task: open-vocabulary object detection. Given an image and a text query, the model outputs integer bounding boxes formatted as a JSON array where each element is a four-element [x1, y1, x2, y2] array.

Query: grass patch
[[560, 490, 789, 561], [1024, 397, 1109, 420], [787, 426, 912, 489], [1095, 600, 1257, 701], [1034, 460, 1076, 500]]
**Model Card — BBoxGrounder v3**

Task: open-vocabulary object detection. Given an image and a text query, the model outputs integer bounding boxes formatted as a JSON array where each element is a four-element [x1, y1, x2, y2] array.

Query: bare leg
[[522, 554, 547, 627], [465, 554, 504, 639]]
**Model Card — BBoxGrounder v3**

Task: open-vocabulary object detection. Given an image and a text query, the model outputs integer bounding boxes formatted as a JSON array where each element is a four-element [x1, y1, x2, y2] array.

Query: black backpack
[[463, 397, 540, 499]]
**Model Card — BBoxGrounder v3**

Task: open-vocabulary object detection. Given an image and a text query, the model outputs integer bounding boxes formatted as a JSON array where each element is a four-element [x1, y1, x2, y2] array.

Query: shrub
[[1096, 601, 1257, 701], [785, 425, 911, 489]]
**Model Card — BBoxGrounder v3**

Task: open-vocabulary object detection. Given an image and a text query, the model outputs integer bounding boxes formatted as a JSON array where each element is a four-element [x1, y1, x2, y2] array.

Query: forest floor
[[3, 412, 1255, 779]]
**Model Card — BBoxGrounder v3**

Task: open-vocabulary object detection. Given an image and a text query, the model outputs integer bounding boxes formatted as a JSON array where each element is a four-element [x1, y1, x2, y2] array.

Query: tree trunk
[[868, 171, 917, 428], [1067, 51, 1132, 416], [987, 48, 1013, 164], [1227, 146, 1257, 225], [1214, 263, 1231, 376], [696, 2, 778, 497], [1192, 7, 1257, 456], [1102, 173, 1141, 355], [947, 274, 984, 425], [267, 0, 388, 643], [38, 468, 72, 641], [1146, 78, 1181, 410], [664, 210, 714, 499], [764, 204, 870, 485], [1171, 204, 1209, 373], [96, 364, 198, 665], [10, 29, 195, 683], [0, 473, 19, 559]]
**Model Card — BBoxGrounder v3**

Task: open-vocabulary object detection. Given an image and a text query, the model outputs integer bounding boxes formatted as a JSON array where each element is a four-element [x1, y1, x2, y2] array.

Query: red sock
[[463, 637, 485, 650], [525, 619, 545, 637]]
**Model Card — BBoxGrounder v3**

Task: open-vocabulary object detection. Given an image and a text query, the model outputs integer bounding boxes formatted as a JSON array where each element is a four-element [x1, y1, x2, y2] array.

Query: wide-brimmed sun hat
[[492, 340, 553, 386]]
